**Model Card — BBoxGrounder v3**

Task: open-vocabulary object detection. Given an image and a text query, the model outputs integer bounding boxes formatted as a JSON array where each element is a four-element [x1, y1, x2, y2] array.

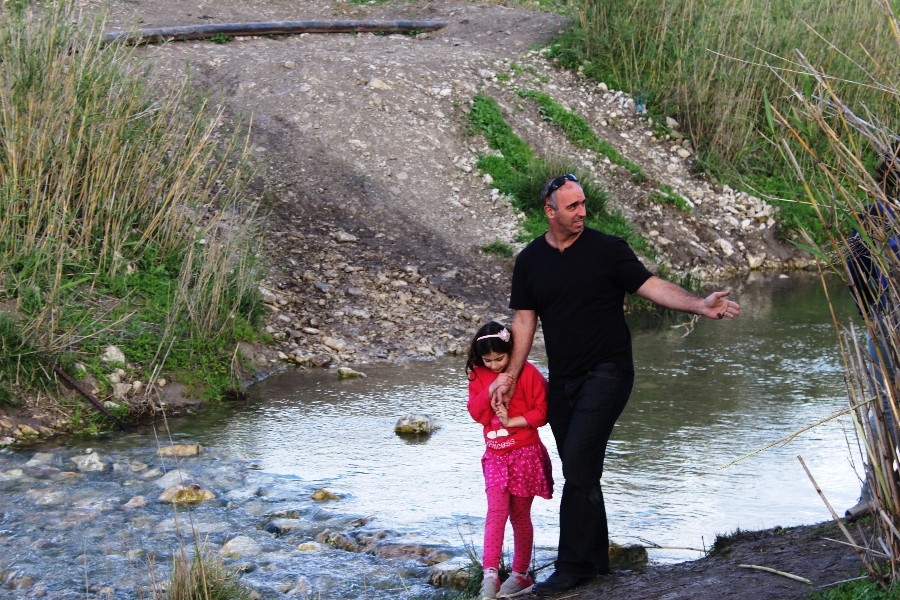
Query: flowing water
[[0, 272, 868, 598]]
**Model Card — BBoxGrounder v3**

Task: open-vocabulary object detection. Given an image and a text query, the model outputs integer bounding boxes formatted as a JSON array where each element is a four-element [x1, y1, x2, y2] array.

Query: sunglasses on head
[[544, 173, 578, 206]]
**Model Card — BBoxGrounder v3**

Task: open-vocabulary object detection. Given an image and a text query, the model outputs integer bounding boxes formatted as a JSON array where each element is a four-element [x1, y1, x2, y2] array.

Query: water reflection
[[224, 271, 863, 564]]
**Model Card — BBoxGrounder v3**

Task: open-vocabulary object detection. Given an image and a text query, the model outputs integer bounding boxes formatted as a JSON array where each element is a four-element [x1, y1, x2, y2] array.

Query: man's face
[[547, 181, 586, 237]]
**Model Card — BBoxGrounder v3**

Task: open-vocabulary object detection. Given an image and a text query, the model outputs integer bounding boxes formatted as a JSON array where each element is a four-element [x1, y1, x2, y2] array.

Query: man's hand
[[636, 276, 740, 320], [702, 290, 741, 320], [489, 372, 514, 408]]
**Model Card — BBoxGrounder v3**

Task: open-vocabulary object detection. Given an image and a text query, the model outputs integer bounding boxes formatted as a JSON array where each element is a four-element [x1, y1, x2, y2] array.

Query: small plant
[[163, 542, 254, 600], [649, 184, 692, 212], [0, 312, 50, 407], [208, 33, 233, 44], [808, 577, 898, 599], [482, 240, 514, 257]]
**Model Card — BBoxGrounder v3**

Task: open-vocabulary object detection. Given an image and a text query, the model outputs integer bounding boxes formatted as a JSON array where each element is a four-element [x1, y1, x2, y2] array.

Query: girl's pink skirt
[[482, 442, 554, 499]]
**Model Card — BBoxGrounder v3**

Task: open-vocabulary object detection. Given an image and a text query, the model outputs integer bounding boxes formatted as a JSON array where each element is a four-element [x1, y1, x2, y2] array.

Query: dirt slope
[[88, 0, 811, 369]]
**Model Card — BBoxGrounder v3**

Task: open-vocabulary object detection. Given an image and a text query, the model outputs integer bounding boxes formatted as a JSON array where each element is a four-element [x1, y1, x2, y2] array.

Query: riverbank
[[569, 518, 870, 600]]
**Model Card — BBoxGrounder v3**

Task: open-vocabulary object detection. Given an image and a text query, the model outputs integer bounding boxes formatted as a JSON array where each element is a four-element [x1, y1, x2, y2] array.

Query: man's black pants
[[547, 363, 634, 577]]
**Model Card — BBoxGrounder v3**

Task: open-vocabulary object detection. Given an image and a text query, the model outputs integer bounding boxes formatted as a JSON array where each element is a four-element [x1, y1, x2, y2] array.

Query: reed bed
[[773, 0, 900, 585], [555, 0, 900, 231], [0, 1, 262, 407]]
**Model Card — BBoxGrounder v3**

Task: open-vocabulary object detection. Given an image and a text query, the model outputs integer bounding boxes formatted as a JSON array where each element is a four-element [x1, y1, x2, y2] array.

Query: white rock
[[714, 238, 735, 257], [101, 345, 126, 365], [221, 536, 262, 558]]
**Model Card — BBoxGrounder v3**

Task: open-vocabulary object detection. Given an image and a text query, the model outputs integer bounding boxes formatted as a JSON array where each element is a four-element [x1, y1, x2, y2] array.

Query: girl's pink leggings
[[483, 486, 535, 573]]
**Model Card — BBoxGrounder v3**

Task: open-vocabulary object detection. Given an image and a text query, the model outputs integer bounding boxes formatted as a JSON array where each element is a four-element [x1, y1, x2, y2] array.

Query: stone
[[337, 367, 366, 380], [609, 540, 649, 571], [71, 451, 110, 472], [157, 444, 202, 457], [427, 556, 471, 589], [310, 488, 340, 501], [220, 535, 261, 558], [124, 496, 147, 508], [747, 253, 767, 270], [158, 484, 215, 504], [394, 413, 439, 435], [101, 345, 126, 365]]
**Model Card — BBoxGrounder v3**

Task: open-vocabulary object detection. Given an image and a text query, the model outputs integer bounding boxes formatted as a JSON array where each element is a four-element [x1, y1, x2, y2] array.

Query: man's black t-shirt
[[509, 227, 653, 380]]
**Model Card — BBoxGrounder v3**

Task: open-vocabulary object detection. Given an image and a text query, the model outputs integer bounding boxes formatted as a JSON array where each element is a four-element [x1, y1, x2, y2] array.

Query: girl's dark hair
[[465, 321, 513, 380]]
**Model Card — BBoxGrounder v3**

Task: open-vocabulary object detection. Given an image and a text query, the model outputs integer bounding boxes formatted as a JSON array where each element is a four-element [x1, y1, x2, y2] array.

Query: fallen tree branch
[[48, 361, 130, 432], [737, 564, 812, 585], [102, 20, 449, 45]]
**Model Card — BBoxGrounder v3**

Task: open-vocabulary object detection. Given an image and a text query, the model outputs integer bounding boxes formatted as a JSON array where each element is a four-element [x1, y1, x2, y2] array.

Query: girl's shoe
[[480, 573, 500, 599], [497, 572, 534, 598]]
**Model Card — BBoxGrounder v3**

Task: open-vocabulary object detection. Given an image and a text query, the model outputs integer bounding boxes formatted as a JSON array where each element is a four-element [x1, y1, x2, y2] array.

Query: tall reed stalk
[[0, 1, 263, 406], [774, 0, 900, 584]]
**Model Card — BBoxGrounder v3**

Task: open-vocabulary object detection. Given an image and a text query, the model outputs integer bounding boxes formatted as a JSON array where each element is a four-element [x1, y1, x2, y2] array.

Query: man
[[495, 174, 740, 595], [843, 150, 900, 521]]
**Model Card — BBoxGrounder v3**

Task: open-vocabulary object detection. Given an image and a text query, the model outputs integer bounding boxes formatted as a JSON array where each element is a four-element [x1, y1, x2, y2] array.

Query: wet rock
[[609, 540, 649, 571], [394, 414, 439, 435], [157, 443, 202, 457], [124, 496, 147, 508], [264, 518, 315, 537], [310, 488, 340, 501], [316, 529, 360, 552], [374, 542, 455, 565], [71, 451, 110, 472], [27, 488, 68, 506], [280, 577, 313, 595], [220, 535, 262, 558], [158, 484, 215, 504], [25, 452, 56, 467], [224, 485, 262, 501], [427, 556, 472, 589], [296, 541, 325, 552], [337, 367, 366, 380], [153, 469, 192, 487]]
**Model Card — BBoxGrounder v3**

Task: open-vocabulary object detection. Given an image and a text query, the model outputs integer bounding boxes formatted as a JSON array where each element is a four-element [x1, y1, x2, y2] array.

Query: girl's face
[[481, 351, 510, 373]]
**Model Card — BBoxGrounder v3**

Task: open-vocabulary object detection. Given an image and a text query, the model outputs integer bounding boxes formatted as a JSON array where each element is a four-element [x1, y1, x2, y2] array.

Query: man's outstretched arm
[[636, 276, 741, 320]]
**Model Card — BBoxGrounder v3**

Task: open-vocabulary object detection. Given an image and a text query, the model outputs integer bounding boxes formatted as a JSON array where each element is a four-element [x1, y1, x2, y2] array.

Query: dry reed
[[0, 1, 262, 394], [773, 0, 900, 584]]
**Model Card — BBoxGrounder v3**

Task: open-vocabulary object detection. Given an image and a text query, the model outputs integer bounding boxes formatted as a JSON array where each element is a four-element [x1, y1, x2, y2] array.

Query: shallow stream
[[0, 272, 867, 598]]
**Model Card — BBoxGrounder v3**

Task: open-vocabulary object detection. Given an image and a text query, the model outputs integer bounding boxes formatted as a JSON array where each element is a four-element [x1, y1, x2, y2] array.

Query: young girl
[[466, 321, 554, 599]]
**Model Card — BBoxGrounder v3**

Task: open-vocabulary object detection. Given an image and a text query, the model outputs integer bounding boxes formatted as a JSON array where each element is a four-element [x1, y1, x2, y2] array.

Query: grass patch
[[482, 240, 515, 258], [650, 184, 692, 212], [707, 527, 752, 556], [208, 33, 233, 44], [517, 88, 645, 182], [809, 578, 898, 599], [0, 313, 50, 407], [164, 542, 255, 600]]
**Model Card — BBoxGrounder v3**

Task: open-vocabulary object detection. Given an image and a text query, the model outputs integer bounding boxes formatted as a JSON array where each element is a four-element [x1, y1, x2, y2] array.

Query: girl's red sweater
[[467, 361, 548, 455]]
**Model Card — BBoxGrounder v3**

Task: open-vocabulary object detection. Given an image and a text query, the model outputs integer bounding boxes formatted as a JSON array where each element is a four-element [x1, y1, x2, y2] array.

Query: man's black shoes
[[532, 570, 597, 595]]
